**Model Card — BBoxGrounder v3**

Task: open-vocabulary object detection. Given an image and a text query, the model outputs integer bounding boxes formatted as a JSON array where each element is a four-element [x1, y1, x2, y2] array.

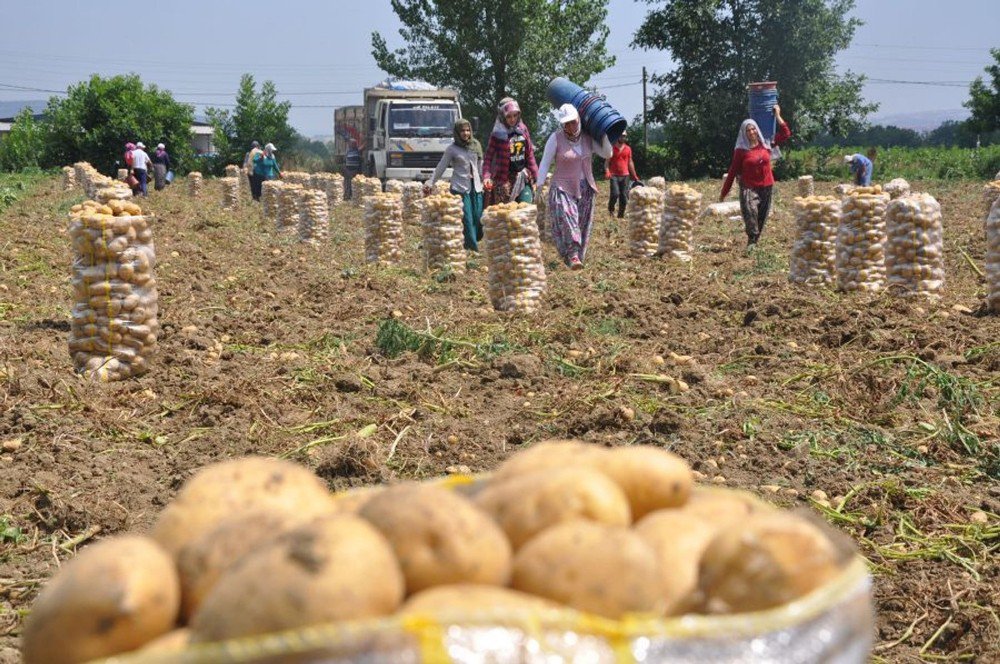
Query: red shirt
[[607, 143, 633, 177], [720, 121, 791, 199]]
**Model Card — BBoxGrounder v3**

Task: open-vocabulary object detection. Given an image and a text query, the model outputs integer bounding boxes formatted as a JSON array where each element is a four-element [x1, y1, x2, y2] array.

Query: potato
[[679, 487, 767, 524], [492, 439, 609, 480], [601, 446, 692, 519], [693, 513, 845, 614], [400, 584, 561, 615], [22, 536, 179, 664], [475, 467, 631, 548], [633, 510, 721, 614], [359, 484, 512, 593], [512, 521, 665, 618], [190, 514, 404, 642], [151, 456, 338, 557], [137, 628, 191, 653], [176, 510, 299, 621]]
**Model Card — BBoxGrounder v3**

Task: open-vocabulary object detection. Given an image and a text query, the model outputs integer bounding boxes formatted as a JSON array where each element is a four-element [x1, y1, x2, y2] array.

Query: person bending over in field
[[844, 148, 876, 186]]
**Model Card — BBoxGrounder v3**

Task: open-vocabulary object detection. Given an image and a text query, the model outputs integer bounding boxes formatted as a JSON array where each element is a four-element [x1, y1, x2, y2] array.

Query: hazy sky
[[1, 1, 997, 137]]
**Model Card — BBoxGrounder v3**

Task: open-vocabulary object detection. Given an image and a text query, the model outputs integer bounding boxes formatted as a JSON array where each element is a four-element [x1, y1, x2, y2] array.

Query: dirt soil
[[1, 175, 998, 662]]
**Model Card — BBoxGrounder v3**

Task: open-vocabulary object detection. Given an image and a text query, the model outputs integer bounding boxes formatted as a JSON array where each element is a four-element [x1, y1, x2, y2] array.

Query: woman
[[151, 143, 172, 191], [536, 103, 613, 270], [252, 143, 281, 193], [426, 119, 484, 251], [482, 97, 538, 207], [720, 105, 791, 250]]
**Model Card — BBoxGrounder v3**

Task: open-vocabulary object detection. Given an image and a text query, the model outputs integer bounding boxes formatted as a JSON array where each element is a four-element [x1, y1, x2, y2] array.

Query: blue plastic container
[[547, 77, 628, 144], [748, 82, 778, 142]]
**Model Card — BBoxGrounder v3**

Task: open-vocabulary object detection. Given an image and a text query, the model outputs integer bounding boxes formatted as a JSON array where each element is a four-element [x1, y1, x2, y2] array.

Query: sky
[[0, 1, 997, 138]]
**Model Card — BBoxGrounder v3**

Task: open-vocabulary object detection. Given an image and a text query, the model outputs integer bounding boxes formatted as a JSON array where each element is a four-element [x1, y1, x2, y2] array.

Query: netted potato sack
[[353, 175, 382, 207], [837, 186, 888, 293], [220, 177, 239, 211], [310, 173, 343, 209], [62, 166, 76, 191], [68, 199, 158, 381], [482, 203, 547, 313], [659, 184, 702, 261], [883, 178, 911, 200], [187, 172, 203, 197], [628, 186, 665, 258], [433, 180, 452, 197], [885, 193, 944, 298], [797, 175, 814, 197], [835, 183, 855, 197], [646, 176, 668, 192], [789, 196, 839, 286], [261, 180, 283, 226], [535, 185, 550, 242], [364, 193, 404, 264], [224, 165, 241, 186], [401, 182, 425, 226], [298, 189, 329, 244], [421, 194, 466, 275], [985, 198, 1000, 311], [117, 168, 129, 181], [983, 180, 1000, 216], [283, 171, 311, 188], [277, 184, 304, 232], [384, 179, 405, 194]]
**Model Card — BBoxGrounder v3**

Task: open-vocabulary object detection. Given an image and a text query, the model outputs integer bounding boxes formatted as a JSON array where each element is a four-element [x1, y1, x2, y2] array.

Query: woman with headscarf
[[252, 143, 281, 189], [123, 142, 137, 192], [426, 119, 485, 251], [536, 103, 614, 270], [482, 97, 539, 207], [151, 143, 172, 191], [720, 105, 791, 250]]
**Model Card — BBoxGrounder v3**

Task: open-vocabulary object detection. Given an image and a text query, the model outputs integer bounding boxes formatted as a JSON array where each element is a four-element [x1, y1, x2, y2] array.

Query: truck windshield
[[388, 103, 458, 138]]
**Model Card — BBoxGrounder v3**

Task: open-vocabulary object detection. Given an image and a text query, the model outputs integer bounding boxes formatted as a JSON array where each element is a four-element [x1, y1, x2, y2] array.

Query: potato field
[[0, 172, 998, 662]]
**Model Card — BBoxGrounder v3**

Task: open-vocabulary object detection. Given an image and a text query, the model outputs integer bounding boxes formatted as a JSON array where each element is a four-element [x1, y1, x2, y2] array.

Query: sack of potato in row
[[883, 178, 911, 200], [982, 180, 1000, 216], [987, 198, 1000, 312], [401, 181, 425, 225], [627, 186, 664, 258], [421, 194, 466, 275], [797, 175, 814, 197], [885, 193, 944, 298], [277, 183, 304, 232], [187, 172, 202, 198], [219, 177, 239, 211], [659, 183, 701, 261], [61, 166, 76, 191], [646, 175, 668, 192], [353, 175, 382, 207], [282, 171, 312, 188], [789, 195, 839, 286], [482, 202, 547, 313], [22, 442, 872, 664], [223, 164, 241, 185], [67, 198, 158, 382], [384, 178, 405, 195], [837, 187, 888, 292], [364, 193, 404, 264], [311, 172, 344, 209], [298, 189, 329, 244], [260, 179, 282, 225]]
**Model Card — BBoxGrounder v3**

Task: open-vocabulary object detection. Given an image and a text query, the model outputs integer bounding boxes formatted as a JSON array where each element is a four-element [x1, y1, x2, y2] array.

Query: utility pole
[[642, 66, 649, 152]]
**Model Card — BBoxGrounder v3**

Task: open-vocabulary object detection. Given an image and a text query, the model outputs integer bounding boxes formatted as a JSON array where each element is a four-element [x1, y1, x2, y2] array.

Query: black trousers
[[608, 175, 629, 216], [739, 184, 773, 243], [249, 173, 263, 201]]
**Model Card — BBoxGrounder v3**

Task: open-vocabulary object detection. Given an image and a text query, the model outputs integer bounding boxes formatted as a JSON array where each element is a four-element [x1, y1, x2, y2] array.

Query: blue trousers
[[456, 190, 484, 251], [135, 168, 148, 196]]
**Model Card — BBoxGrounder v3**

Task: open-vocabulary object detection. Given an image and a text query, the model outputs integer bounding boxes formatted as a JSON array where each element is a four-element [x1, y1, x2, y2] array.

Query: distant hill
[[870, 109, 968, 133], [0, 100, 47, 120]]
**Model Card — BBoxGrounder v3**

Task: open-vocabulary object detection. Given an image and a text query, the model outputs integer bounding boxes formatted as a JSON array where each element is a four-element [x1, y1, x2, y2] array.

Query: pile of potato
[[297, 189, 329, 245], [282, 171, 311, 188], [646, 176, 667, 192], [401, 181, 425, 225], [628, 186, 665, 258], [482, 202, 547, 313], [364, 193, 404, 264], [885, 192, 945, 298], [983, 180, 1000, 216], [789, 195, 839, 286], [797, 175, 814, 197], [986, 198, 1000, 312], [220, 177, 239, 211], [659, 183, 701, 261], [187, 172, 202, 197], [421, 194, 466, 275], [837, 186, 889, 292], [277, 184, 304, 232], [21, 442, 856, 663], [884, 178, 911, 200], [385, 179, 405, 194], [62, 166, 76, 191], [261, 179, 283, 226], [352, 175, 381, 207], [67, 199, 158, 382]]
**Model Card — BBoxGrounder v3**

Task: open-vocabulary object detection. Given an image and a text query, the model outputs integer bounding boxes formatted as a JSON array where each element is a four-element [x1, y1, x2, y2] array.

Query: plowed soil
[[1, 175, 998, 662]]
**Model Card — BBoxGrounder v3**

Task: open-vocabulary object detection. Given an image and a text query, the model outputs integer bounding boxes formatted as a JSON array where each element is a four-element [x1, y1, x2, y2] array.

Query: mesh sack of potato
[[885, 193, 944, 299], [658, 183, 702, 261], [187, 172, 203, 197], [983, 180, 1000, 216], [62, 166, 76, 191], [277, 183, 304, 232], [96, 183, 134, 202], [310, 172, 344, 209], [73, 162, 92, 189], [628, 186, 665, 258], [220, 177, 239, 211], [837, 186, 888, 293], [364, 193, 404, 264], [385, 179, 405, 195], [298, 189, 330, 244], [797, 175, 815, 197], [433, 180, 452, 197], [535, 184, 550, 242], [883, 178, 911, 200], [986, 198, 1000, 312], [353, 175, 382, 207], [117, 168, 129, 181], [260, 179, 283, 225], [401, 181, 425, 225], [223, 165, 241, 189], [67, 199, 158, 381], [834, 183, 855, 197], [789, 195, 839, 286], [283, 171, 311, 188], [482, 202, 547, 313], [646, 176, 668, 192], [421, 194, 466, 275]]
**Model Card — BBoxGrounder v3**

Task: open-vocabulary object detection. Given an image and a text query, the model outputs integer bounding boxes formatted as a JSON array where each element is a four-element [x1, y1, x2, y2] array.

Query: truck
[[333, 80, 463, 182]]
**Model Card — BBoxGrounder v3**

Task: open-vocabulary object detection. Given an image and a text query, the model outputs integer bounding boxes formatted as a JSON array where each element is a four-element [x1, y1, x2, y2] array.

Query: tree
[[371, 0, 614, 132], [965, 48, 1000, 135], [43, 74, 194, 174], [633, 0, 877, 178], [206, 75, 295, 167], [0, 109, 45, 172]]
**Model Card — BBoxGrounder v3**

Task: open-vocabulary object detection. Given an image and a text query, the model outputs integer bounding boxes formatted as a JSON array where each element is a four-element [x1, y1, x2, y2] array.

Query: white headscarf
[[735, 118, 781, 160]]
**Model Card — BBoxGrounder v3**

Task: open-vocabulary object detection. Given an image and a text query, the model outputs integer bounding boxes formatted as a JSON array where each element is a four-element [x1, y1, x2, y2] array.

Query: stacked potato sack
[[117, 168, 129, 181], [789, 196, 839, 285], [364, 193, 404, 264], [277, 184, 304, 232], [797, 176, 814, 197], [628, 186, 665, 258], [283, 171, 312, 188], [835, 183, 855, 197], [647, 176, 668, 192], [883, 178, 911, 200], [987, 198, 1000, 312], [837, 186, 889, 292], [62, 166, 76, 191], [187, 172, 203, 197], [220, 177, 240, 211], [421, 194, 466, 275], [385, 179, 405, 195], [433, 180, 452, 197], [297, 189, 330, 245], [983, 180, 1000, 215], [67, 198, 158, 381], [885, 193, 944, 298], [311, 173, 343, 209], [354, 175, 382, 207], [483, 203, 547, 313], [73, 162, 92, 189], [401, 182, 425, 225], [224, 164, 241, 182], [95, 184, 133, 202], [261, 180, 283, 225], [658, 184, 702, 261]]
